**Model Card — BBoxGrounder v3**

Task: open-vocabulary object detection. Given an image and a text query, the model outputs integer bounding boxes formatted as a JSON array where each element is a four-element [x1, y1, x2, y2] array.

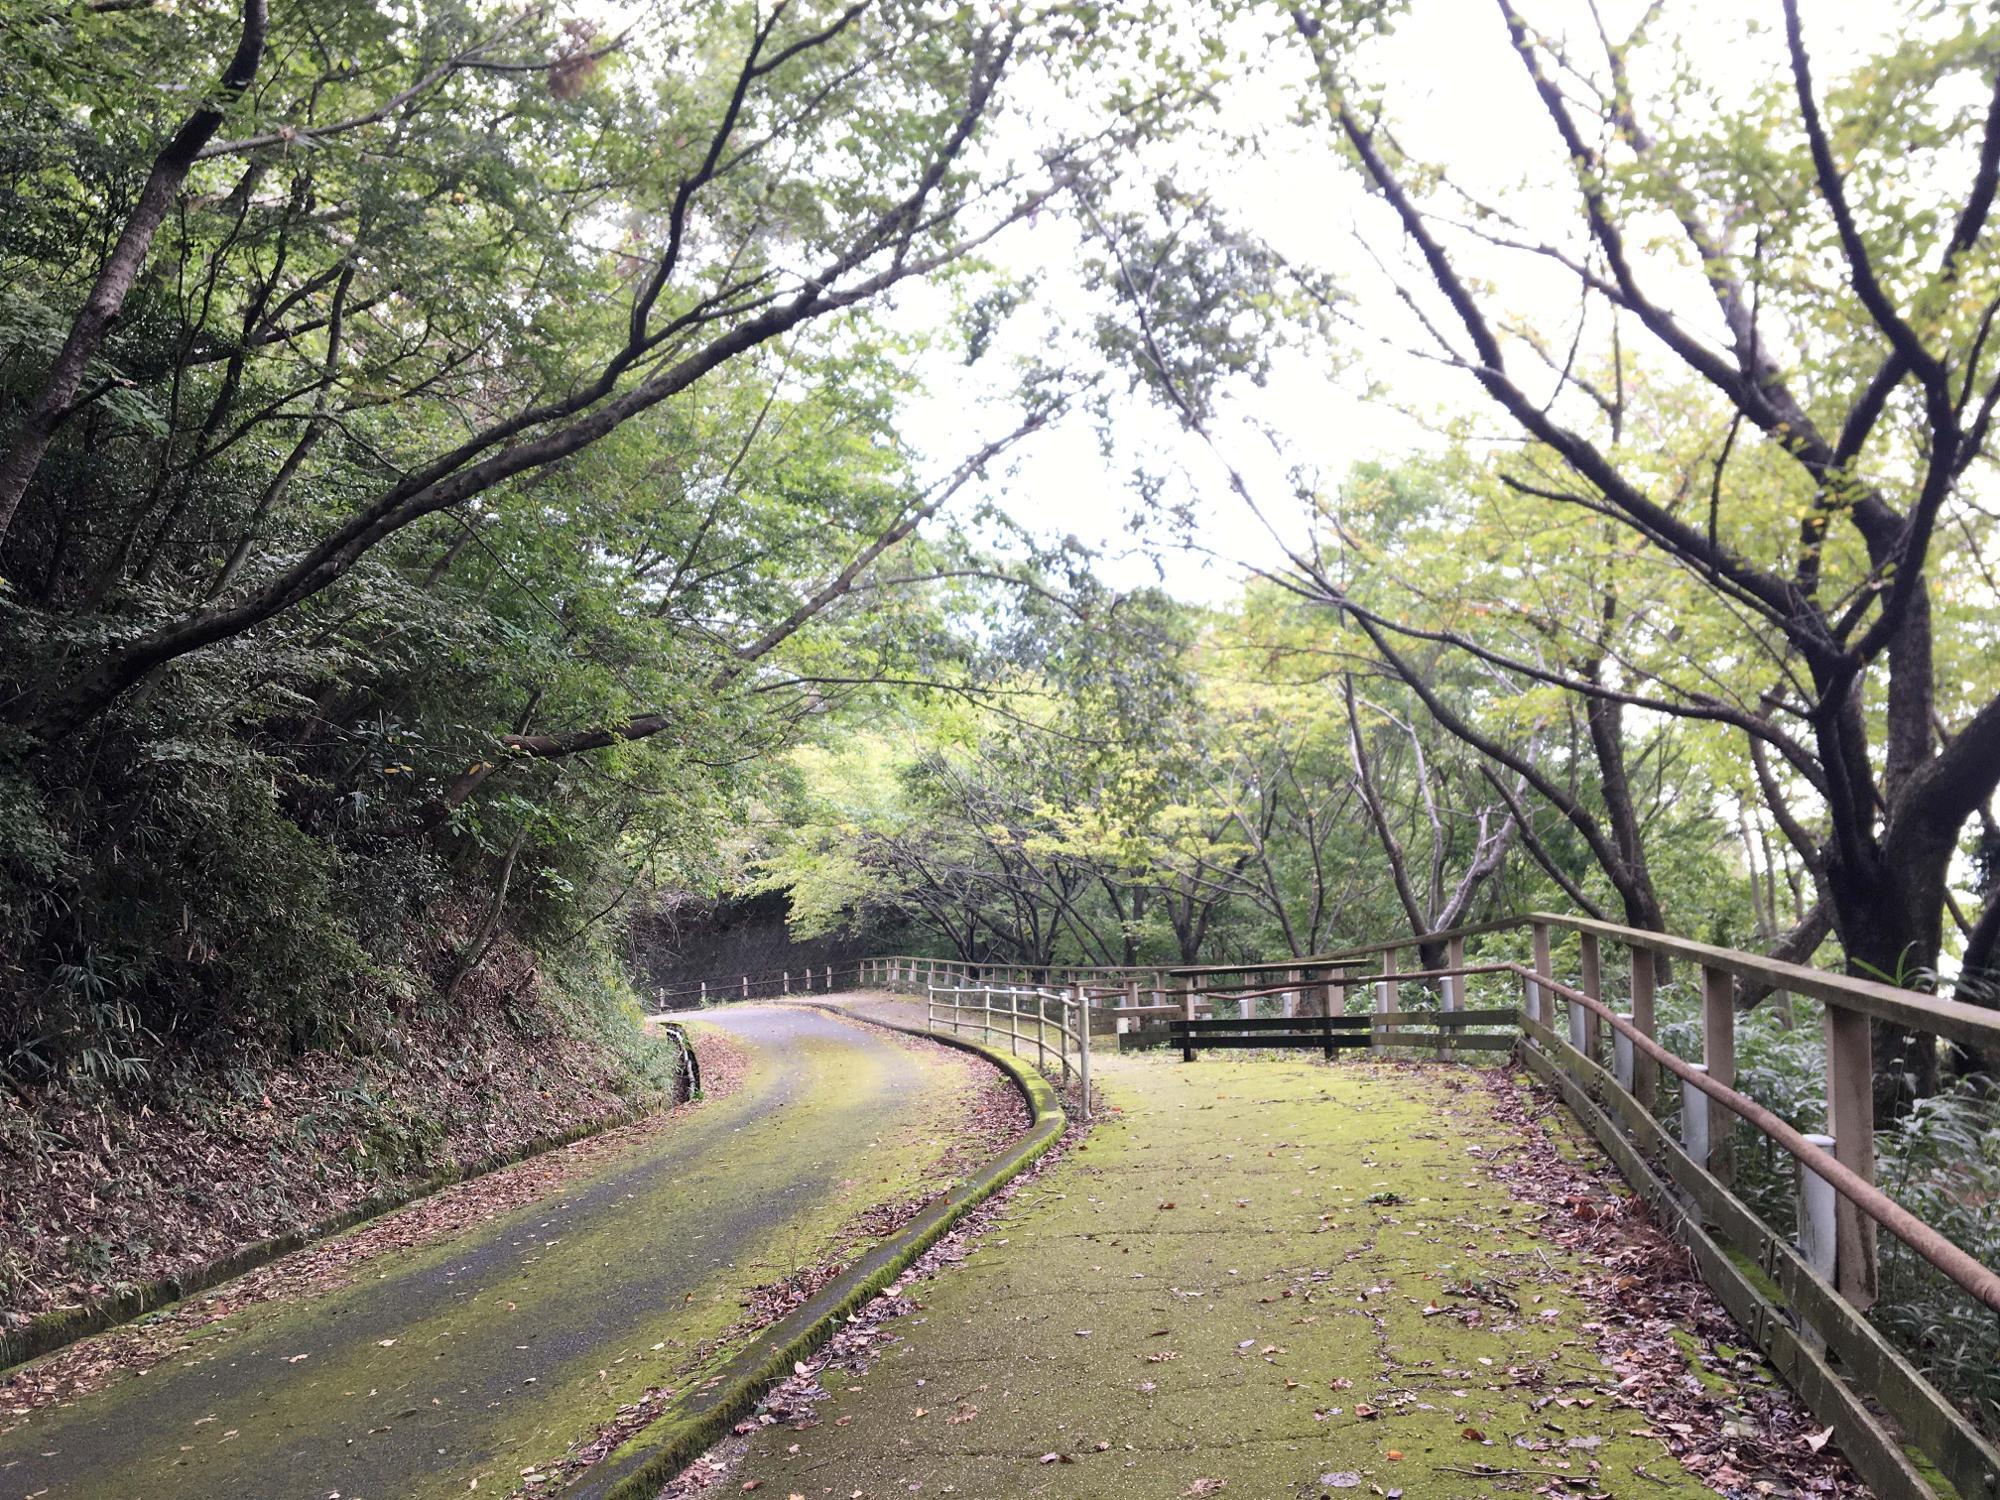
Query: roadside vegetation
[[3, 0, 1998, 1451]]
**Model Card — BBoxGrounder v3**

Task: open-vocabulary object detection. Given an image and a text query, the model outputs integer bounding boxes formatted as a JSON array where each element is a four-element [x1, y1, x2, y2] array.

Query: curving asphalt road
[[0, 1004, 979, 1500]]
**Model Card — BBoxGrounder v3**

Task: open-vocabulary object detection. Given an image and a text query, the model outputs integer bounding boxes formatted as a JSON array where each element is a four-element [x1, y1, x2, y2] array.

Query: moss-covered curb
[[0, 1023, 699, 1377], [582, 1006, 1066, 1500]]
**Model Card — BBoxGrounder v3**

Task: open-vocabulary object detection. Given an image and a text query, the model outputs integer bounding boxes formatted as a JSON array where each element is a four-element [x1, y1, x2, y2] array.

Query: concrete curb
[[583, 1004, 1067, 1500], [0, 1036, 700, 1377]]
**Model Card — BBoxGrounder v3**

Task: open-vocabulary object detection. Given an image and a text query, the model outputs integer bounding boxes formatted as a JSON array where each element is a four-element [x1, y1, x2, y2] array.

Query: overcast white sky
[[885, 0, 1909, 605]]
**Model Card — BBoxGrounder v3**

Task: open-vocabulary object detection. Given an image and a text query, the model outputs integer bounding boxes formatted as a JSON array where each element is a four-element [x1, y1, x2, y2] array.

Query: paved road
[[732, 1048, 1716, 1499], [0, 1005, 980, 1500]]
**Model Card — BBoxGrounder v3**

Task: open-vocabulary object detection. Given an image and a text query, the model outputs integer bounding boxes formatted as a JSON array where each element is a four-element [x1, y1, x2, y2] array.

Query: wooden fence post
[[1074, 982, 1092, 1119], [1701, 963, 1736, 1185], [1578, 933, 1602, 1060], [1529, 921, 1552, 1024], [1630, 947, 1657, 1110], [1375, 947, 1398, 1049], [1441, 936, 1465, 1061], [1825, 1004, 1879, 1308]]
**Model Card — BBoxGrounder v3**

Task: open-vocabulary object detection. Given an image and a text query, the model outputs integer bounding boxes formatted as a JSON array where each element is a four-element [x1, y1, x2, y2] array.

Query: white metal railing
[[926, 983, 1092, 1120]]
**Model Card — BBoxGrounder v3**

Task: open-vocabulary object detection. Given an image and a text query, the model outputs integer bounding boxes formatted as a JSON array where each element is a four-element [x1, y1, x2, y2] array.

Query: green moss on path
[[732, 1051, 1714, 1500]]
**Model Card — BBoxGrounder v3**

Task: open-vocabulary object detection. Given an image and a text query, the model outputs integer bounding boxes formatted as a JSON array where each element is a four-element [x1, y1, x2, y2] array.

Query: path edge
[[0, 1022, 701, 1376], [586, 1004, 1066, 1500]]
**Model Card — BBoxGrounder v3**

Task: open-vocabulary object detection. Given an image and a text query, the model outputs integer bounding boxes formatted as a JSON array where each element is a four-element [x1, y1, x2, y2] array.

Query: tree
[[0, 0, 1162, 1078], [1266, 0, 2000, 1108]]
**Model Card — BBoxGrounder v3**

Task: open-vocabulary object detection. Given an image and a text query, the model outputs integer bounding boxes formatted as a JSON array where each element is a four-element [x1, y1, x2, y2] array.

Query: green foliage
[[0, 0, 1125, 1087], [1875, 1081, 2000, 1439]]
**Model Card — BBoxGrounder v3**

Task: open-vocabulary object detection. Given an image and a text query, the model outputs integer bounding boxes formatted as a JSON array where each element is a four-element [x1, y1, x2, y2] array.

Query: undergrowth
[[1649, 981, 2000, 1442]]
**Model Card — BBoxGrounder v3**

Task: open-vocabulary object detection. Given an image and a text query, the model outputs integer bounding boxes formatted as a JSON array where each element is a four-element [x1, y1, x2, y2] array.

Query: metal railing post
[[1056, 990, 1072, 1090], [1611, 1014, 1634, 1092], [1373, 948, 1396, 1049], [1681, 1062, 1711, 1168], [1797, 1131, 1838, 1351]]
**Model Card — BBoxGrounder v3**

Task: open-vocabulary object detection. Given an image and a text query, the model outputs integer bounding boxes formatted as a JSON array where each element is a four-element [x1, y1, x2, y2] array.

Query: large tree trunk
[[1584, 686, 1666, 933]]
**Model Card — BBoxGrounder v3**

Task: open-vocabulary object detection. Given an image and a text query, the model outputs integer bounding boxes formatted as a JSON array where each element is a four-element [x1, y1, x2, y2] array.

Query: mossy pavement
[[0, 1005, 993, 1500], [732, 1042, 1714, 1500]]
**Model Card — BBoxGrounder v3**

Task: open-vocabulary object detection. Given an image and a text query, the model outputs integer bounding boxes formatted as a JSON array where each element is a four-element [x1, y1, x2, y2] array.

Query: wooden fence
[[863, 915, 2000, 1500]]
